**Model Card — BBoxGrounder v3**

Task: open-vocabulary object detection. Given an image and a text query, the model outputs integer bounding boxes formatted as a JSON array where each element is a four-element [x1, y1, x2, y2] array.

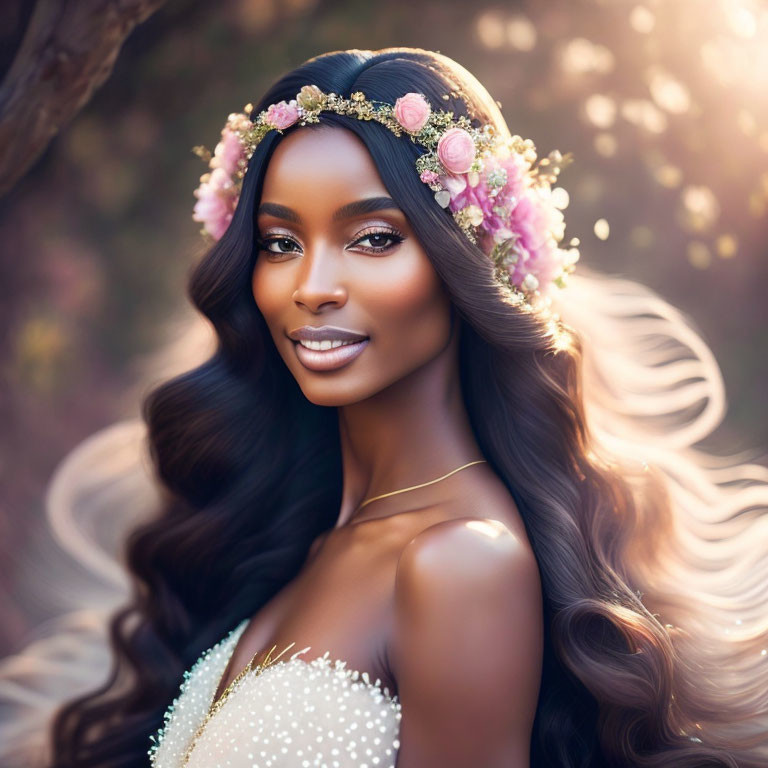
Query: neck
[[334, 320, 484, 528]]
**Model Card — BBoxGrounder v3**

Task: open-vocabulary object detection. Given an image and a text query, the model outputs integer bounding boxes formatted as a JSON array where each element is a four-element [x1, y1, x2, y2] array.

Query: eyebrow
[[257, 196, 401, 224]]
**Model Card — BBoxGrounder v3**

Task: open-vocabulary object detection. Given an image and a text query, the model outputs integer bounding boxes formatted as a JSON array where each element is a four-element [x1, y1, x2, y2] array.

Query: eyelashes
[[257, 227, 405, 258], [355, 228, 406, 253]]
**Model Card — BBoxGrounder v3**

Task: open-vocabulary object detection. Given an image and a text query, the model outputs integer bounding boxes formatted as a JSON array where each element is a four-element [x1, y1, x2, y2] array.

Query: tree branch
[[0, 0, 167, 197]]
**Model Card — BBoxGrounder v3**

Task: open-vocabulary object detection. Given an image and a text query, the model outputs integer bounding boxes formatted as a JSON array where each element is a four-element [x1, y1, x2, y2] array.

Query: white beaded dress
[[148, 619, 403, 768]]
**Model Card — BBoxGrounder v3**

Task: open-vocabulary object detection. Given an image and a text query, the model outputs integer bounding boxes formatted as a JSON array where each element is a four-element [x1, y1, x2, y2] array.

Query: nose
[[291, 244, 347, 313]]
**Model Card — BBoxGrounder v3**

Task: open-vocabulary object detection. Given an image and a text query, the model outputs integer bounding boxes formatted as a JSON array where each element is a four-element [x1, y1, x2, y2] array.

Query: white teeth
[[298, 338, 362, 351]]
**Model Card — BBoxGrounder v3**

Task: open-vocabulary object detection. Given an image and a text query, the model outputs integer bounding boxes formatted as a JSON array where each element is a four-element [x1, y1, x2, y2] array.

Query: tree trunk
[[0, 0, 167, 198]]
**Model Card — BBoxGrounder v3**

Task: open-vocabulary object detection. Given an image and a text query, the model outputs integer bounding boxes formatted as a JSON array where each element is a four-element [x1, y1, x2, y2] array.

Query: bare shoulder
[[389, 515, 543, 767], [395, 516, 541, 602]]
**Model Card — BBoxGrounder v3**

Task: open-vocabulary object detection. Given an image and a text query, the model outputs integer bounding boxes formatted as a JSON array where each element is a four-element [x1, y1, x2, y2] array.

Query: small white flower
[[522, 273, 539, 292], [465, 205, 484, 226]]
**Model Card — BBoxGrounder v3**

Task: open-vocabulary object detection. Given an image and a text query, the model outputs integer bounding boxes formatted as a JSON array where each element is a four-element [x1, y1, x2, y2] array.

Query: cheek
[[363, 252, 451, 357], [252, 259, 285, 329]]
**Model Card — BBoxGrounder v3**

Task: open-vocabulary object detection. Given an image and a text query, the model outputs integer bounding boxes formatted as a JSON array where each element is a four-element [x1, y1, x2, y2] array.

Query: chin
[[292, 374, 375, 407]]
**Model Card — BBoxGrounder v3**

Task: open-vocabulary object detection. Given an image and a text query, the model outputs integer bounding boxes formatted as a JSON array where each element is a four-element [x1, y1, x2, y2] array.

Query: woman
[[2, 46, 767, 768]]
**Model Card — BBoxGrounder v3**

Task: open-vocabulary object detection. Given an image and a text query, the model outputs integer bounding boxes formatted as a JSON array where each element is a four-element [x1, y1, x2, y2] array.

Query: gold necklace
[[356, 459, 487, 512]]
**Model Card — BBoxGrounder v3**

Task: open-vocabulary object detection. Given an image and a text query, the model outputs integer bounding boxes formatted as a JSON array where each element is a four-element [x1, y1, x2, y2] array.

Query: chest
[[215, 525, 403, 703]]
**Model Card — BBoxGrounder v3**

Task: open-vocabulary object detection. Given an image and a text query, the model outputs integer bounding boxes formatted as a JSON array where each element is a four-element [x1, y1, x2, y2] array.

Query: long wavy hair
[[3, 47, 766, 768]]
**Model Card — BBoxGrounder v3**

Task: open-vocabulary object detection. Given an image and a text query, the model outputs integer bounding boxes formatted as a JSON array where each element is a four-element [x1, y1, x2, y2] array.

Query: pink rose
[[419, 169, 439, 184], [265, 100, 300, 130], [394, 93, 431, 133], [437, 127, 476, 174]]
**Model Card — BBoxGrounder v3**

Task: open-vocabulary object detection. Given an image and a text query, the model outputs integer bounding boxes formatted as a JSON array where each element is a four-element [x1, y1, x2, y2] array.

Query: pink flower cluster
[[192, 124, 245, 240], [192, 99, 303, 240], [443, 150, 568, 293], [394, 93, 477, 173]]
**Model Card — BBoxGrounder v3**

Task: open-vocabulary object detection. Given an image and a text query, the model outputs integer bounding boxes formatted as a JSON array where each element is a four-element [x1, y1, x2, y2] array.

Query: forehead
[[260, 125, 389, 202]]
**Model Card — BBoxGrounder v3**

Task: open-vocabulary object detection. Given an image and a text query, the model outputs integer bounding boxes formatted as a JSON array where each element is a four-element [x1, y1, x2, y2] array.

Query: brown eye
[[353, 228, 405, 254], [259, 236, 299, 256]]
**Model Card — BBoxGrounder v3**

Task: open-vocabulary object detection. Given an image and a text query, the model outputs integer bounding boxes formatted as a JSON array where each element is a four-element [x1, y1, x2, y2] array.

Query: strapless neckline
[[214, 618, 398, 706], [149, 618, 401, 768]]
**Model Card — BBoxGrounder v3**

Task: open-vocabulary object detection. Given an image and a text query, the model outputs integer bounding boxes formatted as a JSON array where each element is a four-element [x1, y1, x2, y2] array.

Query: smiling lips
[[288, 325, 370, 371], [289, 324, 368, 342]]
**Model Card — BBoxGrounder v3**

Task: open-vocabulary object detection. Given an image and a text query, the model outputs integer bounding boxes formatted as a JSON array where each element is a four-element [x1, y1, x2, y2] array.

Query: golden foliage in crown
[[221, 88, 489, 193]]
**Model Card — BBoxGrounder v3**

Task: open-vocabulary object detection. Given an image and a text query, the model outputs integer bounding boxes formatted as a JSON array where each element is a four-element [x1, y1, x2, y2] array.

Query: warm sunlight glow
[[465, 519, 507, 539]]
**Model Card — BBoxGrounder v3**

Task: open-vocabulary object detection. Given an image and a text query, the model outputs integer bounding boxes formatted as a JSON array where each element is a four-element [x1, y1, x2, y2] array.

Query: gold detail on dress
[[180, 638, 297, 767]]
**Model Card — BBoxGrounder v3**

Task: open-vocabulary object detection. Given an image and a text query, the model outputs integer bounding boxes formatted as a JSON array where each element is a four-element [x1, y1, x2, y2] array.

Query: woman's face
[[252, 125, 455, 407]]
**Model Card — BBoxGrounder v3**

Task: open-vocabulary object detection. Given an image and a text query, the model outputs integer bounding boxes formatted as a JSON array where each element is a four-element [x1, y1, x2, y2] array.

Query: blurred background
[[0, 0, 766, 655]]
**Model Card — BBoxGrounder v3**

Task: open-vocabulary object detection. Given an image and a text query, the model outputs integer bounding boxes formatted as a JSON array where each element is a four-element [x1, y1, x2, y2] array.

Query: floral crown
[[191, 84, 580, 310]]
